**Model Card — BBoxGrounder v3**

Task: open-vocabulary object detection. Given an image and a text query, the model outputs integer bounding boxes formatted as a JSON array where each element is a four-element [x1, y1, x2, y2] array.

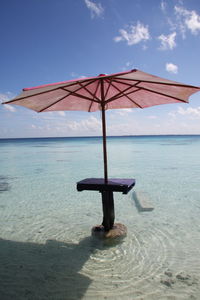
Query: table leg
[[101, 191, 115, 231]]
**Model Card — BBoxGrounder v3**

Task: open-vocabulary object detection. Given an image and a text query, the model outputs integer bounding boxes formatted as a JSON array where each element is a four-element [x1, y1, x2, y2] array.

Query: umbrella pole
[[101, 103, 115, 230], [101, 103, 108, 184]]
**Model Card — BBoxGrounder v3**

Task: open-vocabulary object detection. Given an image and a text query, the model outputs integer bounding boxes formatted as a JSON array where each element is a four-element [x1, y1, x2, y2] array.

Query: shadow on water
[[0, 176, 11, 192], [0, 236, 107, 300]]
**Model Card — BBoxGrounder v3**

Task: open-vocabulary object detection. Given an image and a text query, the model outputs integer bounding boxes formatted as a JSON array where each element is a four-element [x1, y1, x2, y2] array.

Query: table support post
[[101, 191, 115, 231]]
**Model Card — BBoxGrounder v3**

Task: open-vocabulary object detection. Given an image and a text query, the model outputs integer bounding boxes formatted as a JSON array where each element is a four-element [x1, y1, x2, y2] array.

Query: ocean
[[0, 135, 200, 299]]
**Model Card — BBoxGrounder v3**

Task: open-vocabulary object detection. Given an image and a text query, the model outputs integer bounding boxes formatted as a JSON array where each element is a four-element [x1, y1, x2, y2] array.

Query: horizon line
[[1, 134, 200, 140]]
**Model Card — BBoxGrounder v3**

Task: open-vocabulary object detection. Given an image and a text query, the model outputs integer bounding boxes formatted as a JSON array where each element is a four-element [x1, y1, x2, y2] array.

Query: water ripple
[[80, 226, 176, 299]]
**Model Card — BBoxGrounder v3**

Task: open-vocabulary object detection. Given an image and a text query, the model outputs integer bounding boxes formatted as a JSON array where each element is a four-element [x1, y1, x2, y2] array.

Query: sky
[[0, 0, 200, 138]]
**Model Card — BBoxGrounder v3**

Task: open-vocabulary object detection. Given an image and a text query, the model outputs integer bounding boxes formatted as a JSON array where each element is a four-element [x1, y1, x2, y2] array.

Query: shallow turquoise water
[[0, 136, 200, 299]]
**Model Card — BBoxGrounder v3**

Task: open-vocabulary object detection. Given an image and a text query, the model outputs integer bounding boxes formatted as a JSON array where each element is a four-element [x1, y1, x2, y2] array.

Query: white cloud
[[175, 6, 200, 35], [125, 61, 132, 68], [82, 116, 101, 131], [57, 111, 66, 117], [121, 61, 136, 71], [169, 106, 200, 119], [115, 109, 133, 116], [84, 0, 104, 18], [70, 72, 78, 78], [142, 44, 148, 50], [148, 115, 157, 119], [0, 92, 16, 112], [158, 32, 176, 50], [70, 72, 86, 79], [168, 111, 176, 118], [34, 111, 66, 120], [177, 106, 200, 118], [4, 104, 16, 112], [160, 5, 185, 38], [160, 1, 167, 13], [166, 17, 177, 32], [0, 92, 15, 103], [166, 62, 178, 74], [114, 22, 150, 46], [186, 11, 200, 34], [67, 116, 101, 133], [28, 115, 102, 137]]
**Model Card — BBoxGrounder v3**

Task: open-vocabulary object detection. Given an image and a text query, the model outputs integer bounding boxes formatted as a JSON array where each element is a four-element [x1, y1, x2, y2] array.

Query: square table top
[[77, 178, 135, 194]]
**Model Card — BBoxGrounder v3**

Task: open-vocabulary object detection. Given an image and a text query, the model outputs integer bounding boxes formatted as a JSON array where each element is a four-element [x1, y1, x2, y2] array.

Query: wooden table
[[77, 178, 135, 231]]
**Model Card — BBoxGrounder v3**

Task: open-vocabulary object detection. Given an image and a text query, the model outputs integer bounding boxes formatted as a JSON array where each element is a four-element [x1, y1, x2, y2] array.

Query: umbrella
[[3, 69, 200, 183]]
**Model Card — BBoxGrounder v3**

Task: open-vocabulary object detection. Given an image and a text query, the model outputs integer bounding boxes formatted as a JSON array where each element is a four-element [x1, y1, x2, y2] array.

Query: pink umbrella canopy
[[3, 69, 200, 182]]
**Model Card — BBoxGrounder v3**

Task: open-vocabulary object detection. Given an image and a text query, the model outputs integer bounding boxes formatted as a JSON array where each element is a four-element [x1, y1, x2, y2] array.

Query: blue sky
[[1, 0, 200, 138]]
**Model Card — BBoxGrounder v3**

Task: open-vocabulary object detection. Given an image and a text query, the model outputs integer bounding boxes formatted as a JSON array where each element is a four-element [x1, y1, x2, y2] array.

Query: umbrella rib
[[110, 78, 191, 102], [125, 94, 143, 108], [77, 81, 100, 102], [94, 80, 101, 100], [61, 78, 97, 88], [106, 87, 140, 103], [104, 80, 143, 108], [61, 80, 101, 112], [38, 91, 99, 112], [38, 94, 71, 112], [137, 86, 188, 102], [111, 78, 139, 87], [7, 78, 98, 104], [106, 87, 141, 104], [113, 77, 199, 89], [5, 87, 64, 104], [61, 79, 99, 100], [88, 101, 94, 112], [87, 80, 101, 111], [62, 88, 100, 103], [103, 79, 140, 103], [104, 78, 113, 100]]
